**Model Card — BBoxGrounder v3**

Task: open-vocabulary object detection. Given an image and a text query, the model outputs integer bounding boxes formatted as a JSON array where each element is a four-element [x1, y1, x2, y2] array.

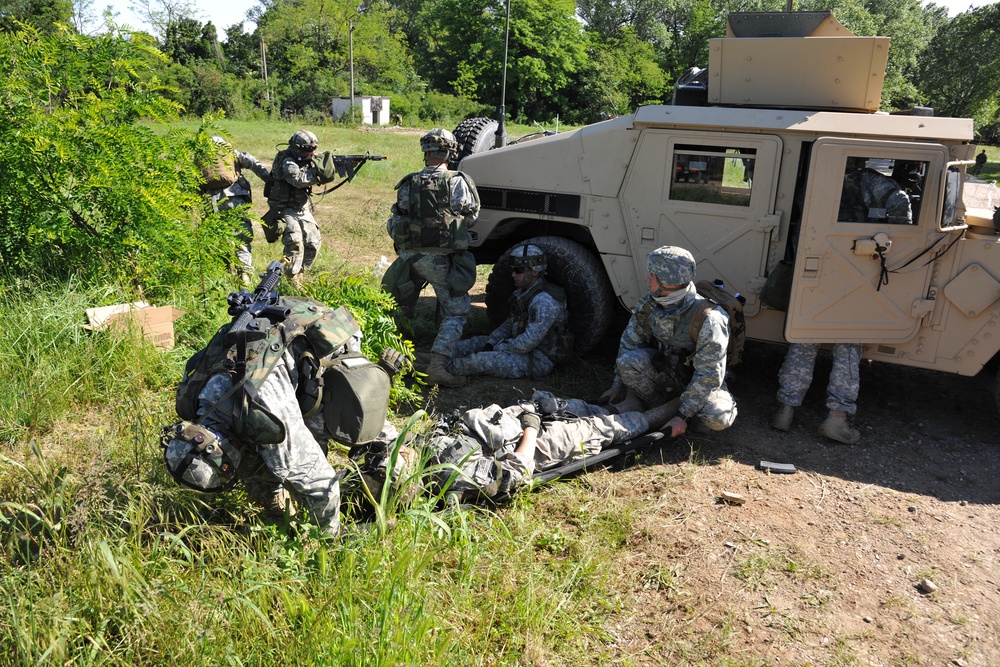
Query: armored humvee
[[454, 11, 1000, 411]]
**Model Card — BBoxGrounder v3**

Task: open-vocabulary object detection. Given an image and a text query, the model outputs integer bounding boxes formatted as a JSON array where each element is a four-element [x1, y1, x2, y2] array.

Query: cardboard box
[[85, 301, 185, 350]]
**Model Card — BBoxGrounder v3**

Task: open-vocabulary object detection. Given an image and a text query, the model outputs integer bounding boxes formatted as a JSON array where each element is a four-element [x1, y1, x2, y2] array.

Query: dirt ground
[[414, 291, 1000, 667]]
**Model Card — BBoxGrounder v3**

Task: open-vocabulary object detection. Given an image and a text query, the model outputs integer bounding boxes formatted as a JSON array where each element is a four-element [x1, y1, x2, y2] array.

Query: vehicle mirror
[[938, 163, 967, 232]]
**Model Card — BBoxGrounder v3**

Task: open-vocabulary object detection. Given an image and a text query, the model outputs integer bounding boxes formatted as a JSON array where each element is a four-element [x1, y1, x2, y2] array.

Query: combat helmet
[[647, 246, 696, 286], [420, 128, 458, 156], [509, 243, 547, 273], [161, 421, 242, 493], [289, 129, 319, 156]]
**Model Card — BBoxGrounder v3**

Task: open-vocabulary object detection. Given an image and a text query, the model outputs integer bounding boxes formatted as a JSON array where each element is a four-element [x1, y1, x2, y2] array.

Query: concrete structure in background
[[331, 96, 390, 125]]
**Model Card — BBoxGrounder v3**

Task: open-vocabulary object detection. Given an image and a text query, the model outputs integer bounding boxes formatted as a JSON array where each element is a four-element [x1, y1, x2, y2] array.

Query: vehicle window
[[836, 156, 926, 224], [669, 145, 757, 207]]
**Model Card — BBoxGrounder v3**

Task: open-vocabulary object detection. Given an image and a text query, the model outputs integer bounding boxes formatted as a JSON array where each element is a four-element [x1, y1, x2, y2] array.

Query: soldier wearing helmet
[[200, 136, 271, 285], [600, 245, 737, 436], [265, 130, 323, 289], [383, 128, 481, 387], [447, 243, 570, 379]]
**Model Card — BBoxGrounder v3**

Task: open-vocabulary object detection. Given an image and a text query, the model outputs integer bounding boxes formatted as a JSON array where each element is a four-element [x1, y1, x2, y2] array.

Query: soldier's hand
[[596, 382, 625, 406], [519, 410, 542, 432], [377, 348, 406, 378], [665, 415, 688, 438]]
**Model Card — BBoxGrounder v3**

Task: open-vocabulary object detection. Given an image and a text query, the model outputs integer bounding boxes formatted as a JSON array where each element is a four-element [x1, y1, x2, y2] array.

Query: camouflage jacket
[[617, 290, 729, 419]]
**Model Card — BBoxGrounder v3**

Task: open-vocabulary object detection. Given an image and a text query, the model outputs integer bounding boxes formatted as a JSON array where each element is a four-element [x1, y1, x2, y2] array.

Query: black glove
[[377, 348, 406, 378], [519, 411, 542, 432]]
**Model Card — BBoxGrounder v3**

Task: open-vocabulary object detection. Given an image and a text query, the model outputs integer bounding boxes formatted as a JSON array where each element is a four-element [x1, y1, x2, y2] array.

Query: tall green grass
[[0, 269, 630, 665]]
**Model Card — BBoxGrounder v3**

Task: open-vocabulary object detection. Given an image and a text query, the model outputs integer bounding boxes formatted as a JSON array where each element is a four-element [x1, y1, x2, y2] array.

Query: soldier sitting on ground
[[444, 244, 570, 380], [599, 246, 738, 437]]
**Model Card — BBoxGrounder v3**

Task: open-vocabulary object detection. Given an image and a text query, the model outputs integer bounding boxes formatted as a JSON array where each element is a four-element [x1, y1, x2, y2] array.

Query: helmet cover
[[509, 244, 547, 272], [420, 128, 457, 154], [289, 130, 318, 154], [161, 421, 241, 493], [647, 246, 696, 285]]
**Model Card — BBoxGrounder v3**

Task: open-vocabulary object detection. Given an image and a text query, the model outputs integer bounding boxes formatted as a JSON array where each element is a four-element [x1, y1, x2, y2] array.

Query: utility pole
[[261, 36, 269, 102], [349, 20, 356, 123]]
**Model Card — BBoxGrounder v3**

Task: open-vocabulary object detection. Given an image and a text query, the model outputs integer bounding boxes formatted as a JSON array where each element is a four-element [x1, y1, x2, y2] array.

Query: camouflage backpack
[[175, 298, 360, 446]]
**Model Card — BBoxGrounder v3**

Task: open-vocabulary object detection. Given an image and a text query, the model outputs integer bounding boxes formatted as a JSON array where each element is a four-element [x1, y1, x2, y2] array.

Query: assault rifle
[[226, 259, 292, 384], [315, 151, 388, 194]]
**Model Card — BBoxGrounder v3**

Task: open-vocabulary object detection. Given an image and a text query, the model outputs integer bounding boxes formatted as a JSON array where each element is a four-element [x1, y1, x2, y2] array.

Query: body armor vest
[[393, 169, 470, 251], [509, 280, 566, 338], [266, 149, 313, 210]]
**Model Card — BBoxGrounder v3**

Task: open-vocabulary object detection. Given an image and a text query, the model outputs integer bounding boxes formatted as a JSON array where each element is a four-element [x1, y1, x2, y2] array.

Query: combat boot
[[290, 273, 304, 290], [425, 353, 467, 387], [772, 404, 794, 432], [251, 488, 296, 520], [818, 410, 861, 445]]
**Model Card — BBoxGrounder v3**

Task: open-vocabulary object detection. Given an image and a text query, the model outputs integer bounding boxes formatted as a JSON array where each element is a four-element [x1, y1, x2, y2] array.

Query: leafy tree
[[915, 3, 1000, 124], [128, 0, 199, 41], [577, 27, 668, 119], [0, 0, 74, 32], [416, 0, 590, 122], [0, 24, 239, 290]]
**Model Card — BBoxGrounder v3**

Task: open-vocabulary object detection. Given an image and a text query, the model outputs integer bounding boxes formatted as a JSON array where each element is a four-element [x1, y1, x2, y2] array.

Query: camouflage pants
[[279, 206, 321, 276], [616, 348, 737, 430], [401, 250, 470, 357], [777, 343, 860, 415], [213, 193, 254, 275], [200, 353, 341, 535], [449, 335, 555, 378]]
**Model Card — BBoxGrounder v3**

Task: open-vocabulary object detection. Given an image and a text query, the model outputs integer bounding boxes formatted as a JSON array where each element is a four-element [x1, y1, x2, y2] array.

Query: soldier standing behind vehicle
[[265, 130, 323, 289], [200, 136, 271, 285], [383, 128, 480, 387], [447, 244, 569, 379], [972, 149, 987, 176], [772, 158, 914, 445], [599, 246, 738, 437]]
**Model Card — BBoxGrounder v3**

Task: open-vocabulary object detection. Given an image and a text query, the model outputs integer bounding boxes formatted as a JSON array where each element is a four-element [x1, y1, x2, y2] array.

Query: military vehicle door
[[621, 131, 782, 315], [785, 137, 950, 343]]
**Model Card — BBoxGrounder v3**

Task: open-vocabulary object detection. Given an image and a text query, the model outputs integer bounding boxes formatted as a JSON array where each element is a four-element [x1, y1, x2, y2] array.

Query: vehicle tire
[[452, 117, 506, 167], [485, 236, 616, 354]]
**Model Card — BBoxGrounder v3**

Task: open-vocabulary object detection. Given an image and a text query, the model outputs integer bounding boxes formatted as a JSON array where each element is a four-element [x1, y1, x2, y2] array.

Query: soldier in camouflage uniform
[[600, 246, 737, 437], [204, 137, 271, 284], [771, 158, 911, 445], [837, 158, 913, 224], [448, 244, 568, 379], [772, 343, 862, 444], [266, 130, 324, 288], [163, 297, 393, 538], [416, 394, 679, 501], [384, 128, 480, 387]]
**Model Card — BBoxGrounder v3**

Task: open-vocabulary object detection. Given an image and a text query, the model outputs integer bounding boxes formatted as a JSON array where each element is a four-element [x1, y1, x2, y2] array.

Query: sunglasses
[[511, 268, 526, 275]]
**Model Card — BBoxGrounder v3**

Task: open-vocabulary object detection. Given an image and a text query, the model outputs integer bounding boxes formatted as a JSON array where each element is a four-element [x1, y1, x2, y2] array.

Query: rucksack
[[690, 280, 746, 367], [175, 298, 360, 445], [320, 351, 392, 446], [635, 280, 746, 368], [198, 152, 238, 192]]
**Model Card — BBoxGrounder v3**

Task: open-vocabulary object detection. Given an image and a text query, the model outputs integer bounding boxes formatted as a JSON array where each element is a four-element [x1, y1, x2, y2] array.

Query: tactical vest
[[175, 298, 359, 447], [634, 280, 746, 369], [507, 279, 574, 363], [265, 149, 313, 210], [391, 169, 475, 251]]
